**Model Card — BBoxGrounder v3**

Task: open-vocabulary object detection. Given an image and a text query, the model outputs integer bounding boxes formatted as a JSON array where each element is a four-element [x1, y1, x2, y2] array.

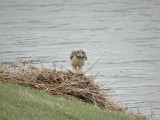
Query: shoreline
[[0, 66, 149, 120]]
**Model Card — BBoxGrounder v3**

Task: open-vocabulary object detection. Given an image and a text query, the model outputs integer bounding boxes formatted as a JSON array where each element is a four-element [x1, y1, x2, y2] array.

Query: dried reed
[[0, 66, 148, 119], [0, 66, 125, 111]]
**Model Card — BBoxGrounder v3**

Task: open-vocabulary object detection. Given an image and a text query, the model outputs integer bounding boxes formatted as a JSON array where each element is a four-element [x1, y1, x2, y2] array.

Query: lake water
[[0, 0, 160, 118]]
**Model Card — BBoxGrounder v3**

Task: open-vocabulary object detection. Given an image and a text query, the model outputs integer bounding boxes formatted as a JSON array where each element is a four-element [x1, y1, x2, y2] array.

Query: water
[[0, 0, 160, 118]]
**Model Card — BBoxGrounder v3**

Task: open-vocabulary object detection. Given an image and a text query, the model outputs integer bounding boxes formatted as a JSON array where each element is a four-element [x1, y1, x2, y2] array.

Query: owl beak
[[80, 52, 83, 57]]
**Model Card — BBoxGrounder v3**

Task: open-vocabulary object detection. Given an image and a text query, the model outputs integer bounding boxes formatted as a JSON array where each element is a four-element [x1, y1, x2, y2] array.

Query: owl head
[[76, 50, 87, 60]]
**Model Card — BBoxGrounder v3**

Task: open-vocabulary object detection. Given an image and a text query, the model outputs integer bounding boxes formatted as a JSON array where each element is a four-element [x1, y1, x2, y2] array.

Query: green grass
[[0, 83, 143, 120]]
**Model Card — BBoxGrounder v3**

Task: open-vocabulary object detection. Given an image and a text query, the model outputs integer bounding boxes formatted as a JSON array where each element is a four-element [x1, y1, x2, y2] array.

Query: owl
[[70, 50, 87, 74]]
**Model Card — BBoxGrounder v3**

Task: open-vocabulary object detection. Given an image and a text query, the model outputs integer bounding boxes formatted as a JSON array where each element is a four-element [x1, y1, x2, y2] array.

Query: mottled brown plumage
[[70, 50, 87, 74]]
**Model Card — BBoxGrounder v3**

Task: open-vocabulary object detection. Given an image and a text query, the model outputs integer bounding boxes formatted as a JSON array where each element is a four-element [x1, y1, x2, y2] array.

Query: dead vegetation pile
[[0, 66, 126, 113]]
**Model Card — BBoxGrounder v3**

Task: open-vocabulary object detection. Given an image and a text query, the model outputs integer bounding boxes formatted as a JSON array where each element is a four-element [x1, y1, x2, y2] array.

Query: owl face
[[76, 50, 85, 58]]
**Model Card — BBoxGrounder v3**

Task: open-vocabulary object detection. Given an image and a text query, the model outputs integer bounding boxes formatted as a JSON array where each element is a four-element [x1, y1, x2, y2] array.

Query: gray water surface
[[0, 0, 160, 118]]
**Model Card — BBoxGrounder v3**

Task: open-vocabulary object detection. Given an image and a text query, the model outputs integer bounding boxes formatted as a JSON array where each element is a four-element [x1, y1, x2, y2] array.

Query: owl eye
[[82, 51, 84, 54]]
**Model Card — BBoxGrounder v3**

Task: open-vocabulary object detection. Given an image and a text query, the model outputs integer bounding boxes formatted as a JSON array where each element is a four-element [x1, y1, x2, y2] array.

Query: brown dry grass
[[0, 66, 149, 119], [0, 66, 125, 111]]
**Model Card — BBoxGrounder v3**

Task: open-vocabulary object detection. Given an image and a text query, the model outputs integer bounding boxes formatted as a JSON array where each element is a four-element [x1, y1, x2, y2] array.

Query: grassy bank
[[0, 83, 143, 120], [0, 67, 126, 112]]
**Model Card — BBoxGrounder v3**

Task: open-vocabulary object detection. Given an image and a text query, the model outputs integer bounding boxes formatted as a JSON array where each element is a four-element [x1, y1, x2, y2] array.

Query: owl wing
[[70, 50, 77, 59], [85, 55, 87, 60], [84, 51, 87, 60]]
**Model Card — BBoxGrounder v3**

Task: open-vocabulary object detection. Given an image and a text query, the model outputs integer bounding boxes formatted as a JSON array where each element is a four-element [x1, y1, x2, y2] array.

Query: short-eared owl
[[70, 50, 87, 74]]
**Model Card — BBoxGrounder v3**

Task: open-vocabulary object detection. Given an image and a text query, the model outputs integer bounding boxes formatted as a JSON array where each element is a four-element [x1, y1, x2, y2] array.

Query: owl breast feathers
[[70, 50, 87, 74]]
